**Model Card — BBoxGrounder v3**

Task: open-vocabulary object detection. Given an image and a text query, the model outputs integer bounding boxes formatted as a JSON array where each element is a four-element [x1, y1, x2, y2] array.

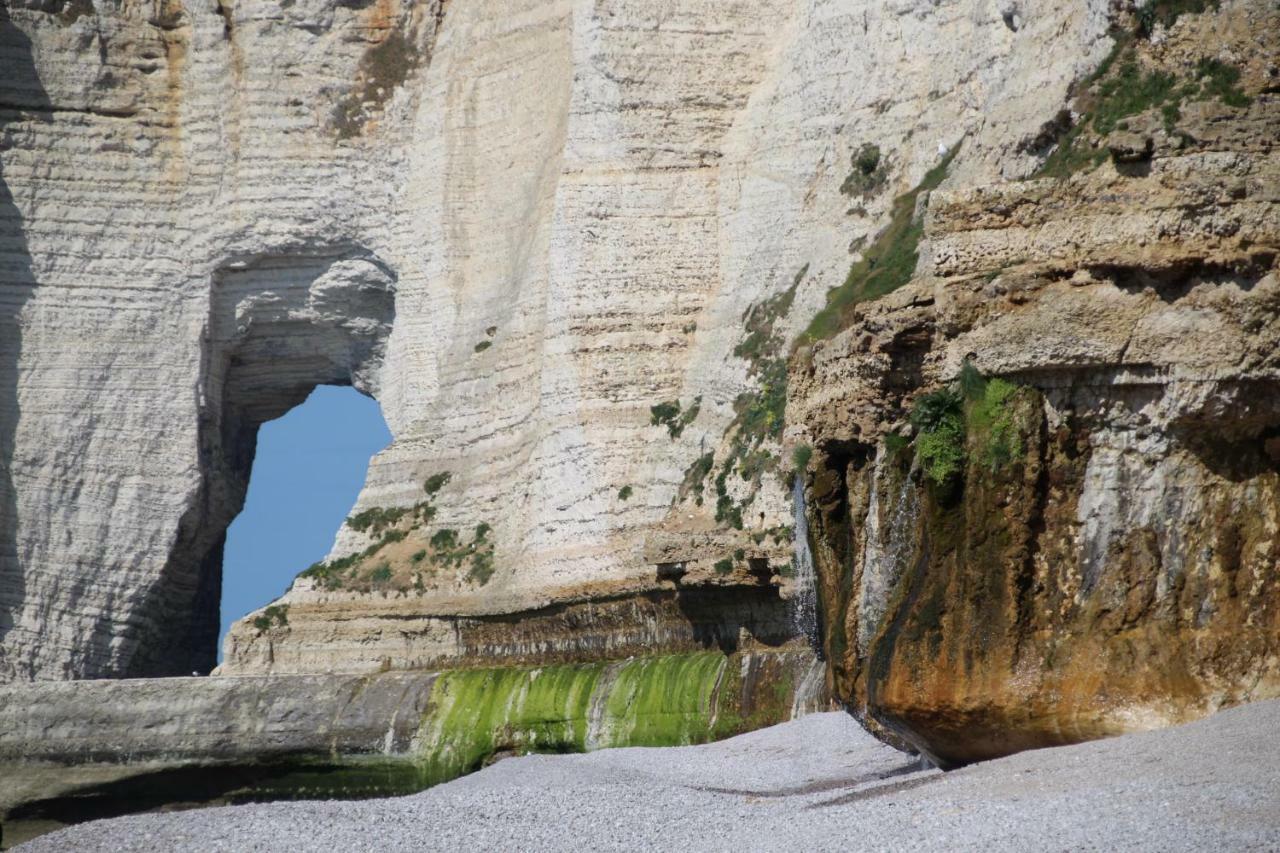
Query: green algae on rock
[[0, 650, 826, 843], [416, 651, 819, 784]]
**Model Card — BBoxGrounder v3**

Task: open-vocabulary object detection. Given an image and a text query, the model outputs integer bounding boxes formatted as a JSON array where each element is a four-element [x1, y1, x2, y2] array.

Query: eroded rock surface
[[0, 0, 1114, 679], [787, 0, 1280, 766]]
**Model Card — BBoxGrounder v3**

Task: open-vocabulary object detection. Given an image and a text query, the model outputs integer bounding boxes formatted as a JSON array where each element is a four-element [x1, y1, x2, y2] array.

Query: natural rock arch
[[131, 247, 397, 677]]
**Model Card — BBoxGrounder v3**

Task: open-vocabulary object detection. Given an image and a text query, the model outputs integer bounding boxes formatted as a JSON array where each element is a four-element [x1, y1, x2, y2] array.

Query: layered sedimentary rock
[[0, 648, 824, 843], [0, 0, 1114, 680], [788, 0, 1280, 766]]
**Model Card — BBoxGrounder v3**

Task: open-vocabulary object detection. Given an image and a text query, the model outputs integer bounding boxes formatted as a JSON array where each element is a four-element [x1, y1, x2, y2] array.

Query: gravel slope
[[22, 700, 1280, 852]]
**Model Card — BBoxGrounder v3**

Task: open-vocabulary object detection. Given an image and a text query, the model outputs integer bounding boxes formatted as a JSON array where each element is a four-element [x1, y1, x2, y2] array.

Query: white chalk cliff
[[0, 0, 1113, 680]]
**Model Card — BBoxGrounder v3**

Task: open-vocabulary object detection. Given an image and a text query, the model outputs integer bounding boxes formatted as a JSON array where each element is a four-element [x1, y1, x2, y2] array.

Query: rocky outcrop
[[0, 0, 1116, 680], [787, 0, 1280, 766], [0, 648, 825, 844]]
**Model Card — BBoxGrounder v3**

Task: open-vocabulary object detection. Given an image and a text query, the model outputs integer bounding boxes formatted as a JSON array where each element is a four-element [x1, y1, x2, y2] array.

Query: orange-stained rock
[[786, 2, 1280, 765]]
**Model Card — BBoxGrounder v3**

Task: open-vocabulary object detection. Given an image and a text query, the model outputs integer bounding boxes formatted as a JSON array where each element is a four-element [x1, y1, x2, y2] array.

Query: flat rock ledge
[[0, 649, 825, 849], [15, 699, 1280, 852]]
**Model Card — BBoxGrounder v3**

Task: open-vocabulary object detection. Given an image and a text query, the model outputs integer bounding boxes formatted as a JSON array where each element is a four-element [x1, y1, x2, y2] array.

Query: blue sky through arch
[[218, 385, 391, 658]]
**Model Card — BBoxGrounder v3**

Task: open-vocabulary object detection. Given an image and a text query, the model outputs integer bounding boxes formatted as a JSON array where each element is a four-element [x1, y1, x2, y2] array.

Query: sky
[[218, 385, 392, 658]]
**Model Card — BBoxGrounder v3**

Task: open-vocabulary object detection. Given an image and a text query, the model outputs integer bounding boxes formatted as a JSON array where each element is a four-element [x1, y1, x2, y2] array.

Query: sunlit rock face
[[1, 0, 1116, 680], [787, 0, 1280, 766]]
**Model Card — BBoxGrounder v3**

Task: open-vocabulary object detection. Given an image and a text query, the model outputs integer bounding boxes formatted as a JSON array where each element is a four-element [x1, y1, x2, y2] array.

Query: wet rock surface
[[786, 1, 1280, 766], [0, 649, 825, 846]]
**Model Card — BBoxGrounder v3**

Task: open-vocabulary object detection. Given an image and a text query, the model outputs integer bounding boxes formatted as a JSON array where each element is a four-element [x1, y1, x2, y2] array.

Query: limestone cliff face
[[787, 0, 1280, 766], [0, 0, 1113, 680]]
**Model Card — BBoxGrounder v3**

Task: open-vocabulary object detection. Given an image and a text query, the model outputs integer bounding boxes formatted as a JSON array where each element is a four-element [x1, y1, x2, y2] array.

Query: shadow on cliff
[[0, 5, 50, 677]]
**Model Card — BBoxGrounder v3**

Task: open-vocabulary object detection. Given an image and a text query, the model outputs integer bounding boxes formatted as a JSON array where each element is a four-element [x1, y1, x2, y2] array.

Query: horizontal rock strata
[[787, 0, 1280, 766], [0, 0, 1112, 680]]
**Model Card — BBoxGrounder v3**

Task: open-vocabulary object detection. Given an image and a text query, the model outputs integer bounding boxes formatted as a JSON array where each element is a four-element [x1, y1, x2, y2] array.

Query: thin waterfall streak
[[791, 474, 818, 650]]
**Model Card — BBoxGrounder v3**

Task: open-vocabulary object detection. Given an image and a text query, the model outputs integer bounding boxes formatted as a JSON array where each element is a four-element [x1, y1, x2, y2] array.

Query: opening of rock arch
[[217, 385, 390, 661], [147, 249, 398, 677]]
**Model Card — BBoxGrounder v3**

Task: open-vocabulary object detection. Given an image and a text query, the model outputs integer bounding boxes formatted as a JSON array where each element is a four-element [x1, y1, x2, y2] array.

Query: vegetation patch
[[346, 505, 412, 535], [650, 398, 701, 439], [799, 148, 957, 345], [1195, 58, 1251, 108], [894, 363, 1033, 500], [678, 265, 808, 529], [1036, 7, 1250, 179], [293, 469, 499, 592], [424, 472, 452, 496], [333, 28, 423, 139], [251, 604, 289, 633], [416, 652, 769, 784], [840, 144, 889, 199], [617, 485, 633, 501], [1136, 0, 1218, 37], [910, 386, 967, 494]]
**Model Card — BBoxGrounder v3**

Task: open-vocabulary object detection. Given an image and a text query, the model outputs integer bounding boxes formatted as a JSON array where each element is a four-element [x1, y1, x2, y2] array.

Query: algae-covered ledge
[[0, 650, 826, 841]]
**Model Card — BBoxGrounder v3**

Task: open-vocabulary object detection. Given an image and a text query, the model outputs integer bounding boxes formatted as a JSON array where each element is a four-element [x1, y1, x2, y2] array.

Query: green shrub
[[713, 558, 734, 575], [969, 378, 1023, 472], [411, 549, 428, 564], [650, 401, 681, 427], [467, 548, 495, 586], [251, 604, 290, 632], [910, 387, 963, 433], [910, 387, 966, 490], [474, 522, 492, 541], [916, 416, 966, 489], [650, 398, 701, 439], [347, 505, 409, 534], [474, 340, 492, 353], [1196, 58, 1251, 108], [840, 143, 888, 198], [715, 493, 744, 530], [617, 485, 633, 501], [431, 529, 458, 550], [791, 443, 813, 473], [424, 472, 452, 496], [883, 431, 911, 457], [368, 563, 393, 584], [1136, 0, 1217, 37]]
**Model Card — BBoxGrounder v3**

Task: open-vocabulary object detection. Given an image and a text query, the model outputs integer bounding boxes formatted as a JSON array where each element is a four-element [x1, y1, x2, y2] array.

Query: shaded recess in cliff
[[0, 5, 49, 679], [128, 248, 398, 677]]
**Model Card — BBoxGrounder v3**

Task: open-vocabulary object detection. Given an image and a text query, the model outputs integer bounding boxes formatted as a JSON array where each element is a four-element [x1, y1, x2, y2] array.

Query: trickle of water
[[857, 449, 922, 652], [884, 472, 920, 577], [791, 473, 819, 649], [790, 656, 826, 718]]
